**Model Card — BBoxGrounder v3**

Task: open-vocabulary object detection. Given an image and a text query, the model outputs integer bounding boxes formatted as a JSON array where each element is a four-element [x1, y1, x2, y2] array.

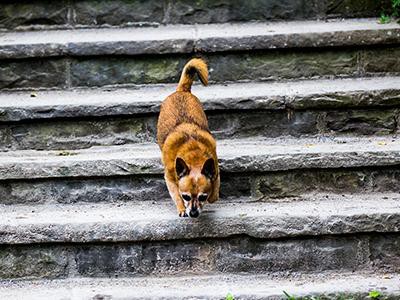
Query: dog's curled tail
[[176, 58, 208, 92]]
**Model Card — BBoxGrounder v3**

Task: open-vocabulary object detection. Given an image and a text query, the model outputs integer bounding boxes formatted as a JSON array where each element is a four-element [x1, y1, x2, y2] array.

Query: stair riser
[[1, 108, 398, 151], [1, 167, 399, 205], [0, 0, 390, 31], [0, 233, 397, 280], [1, 47, 399, 90]]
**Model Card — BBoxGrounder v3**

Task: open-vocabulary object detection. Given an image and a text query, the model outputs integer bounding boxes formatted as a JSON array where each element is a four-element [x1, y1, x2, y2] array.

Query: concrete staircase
[[0, 1, 400, 299]]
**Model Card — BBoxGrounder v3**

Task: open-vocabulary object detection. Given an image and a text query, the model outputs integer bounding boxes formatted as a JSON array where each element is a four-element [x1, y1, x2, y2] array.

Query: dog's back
[[157, 58, 219, 216], [157, 58, 209, 149]]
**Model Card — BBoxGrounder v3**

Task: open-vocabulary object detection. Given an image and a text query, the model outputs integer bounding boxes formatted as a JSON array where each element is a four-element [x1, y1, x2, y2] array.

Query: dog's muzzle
[[186, 205, 201, 218], [189, 208, 200, 218]]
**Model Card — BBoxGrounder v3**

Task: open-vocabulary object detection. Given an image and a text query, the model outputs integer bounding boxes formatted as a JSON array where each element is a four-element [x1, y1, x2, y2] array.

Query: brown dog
[[157, 58, 220, 218]]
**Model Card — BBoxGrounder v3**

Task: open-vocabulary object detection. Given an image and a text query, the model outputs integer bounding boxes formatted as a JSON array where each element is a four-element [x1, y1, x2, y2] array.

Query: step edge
[[0, 194, 399, 245], [0, 136, 399, 180], [1, 18, 399, 59], [0, 271, 399, 300], [1, 76, 400, 122]]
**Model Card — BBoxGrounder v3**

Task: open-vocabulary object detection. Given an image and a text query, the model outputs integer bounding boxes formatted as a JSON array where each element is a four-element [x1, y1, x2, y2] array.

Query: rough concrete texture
[[0, 77, 399, 150], [1, 108, 398, 151], [69, 55, 184, 88], [1, 19, 399, 59], [0, 1, 69, 30], [71, 0, 165, 28], [0, 245, 68, 279], [0, 116, 160, 151], [253, 167, 400, 199], [2, 46, 400, 90], [0, 175, 170, 205], [0, 234, 363, 278], [324, 109, 398, 134], [0, 76, 399, 122], [0, 165, 399, 205], [0, 193, 398, 244], [1, 272, 399, 300], [0, 230, 399, 280], [370, 234, 400, 272], [362, 47, 400, 76], [0, 58, 67, 90], [0, 136, 399, 180]]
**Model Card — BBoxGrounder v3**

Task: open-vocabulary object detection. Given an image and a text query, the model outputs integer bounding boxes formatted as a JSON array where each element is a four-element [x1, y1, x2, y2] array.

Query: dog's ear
[[201, 158, 216, 180], [176, 157, 189, 179]]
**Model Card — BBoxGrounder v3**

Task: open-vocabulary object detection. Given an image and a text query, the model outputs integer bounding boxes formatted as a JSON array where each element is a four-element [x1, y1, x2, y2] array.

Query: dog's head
[[175, 156, 217, 218]]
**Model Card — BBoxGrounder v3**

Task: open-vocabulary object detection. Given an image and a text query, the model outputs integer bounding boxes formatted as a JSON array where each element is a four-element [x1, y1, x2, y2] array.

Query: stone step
[[2, 193, 399, 244], [1, 19, 400, 90], [0, 0, 391, 31], [0, 194, 399, 279], [2, 19, 400, 59], [0, 272, 399, 300], [0, 136, 399, 205], [1, 136, 399, 180], [1, 76, 399, 151]]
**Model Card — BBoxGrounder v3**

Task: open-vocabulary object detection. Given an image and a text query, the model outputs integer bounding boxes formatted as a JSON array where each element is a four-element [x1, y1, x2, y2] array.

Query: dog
[[157, 58, 220, 218]]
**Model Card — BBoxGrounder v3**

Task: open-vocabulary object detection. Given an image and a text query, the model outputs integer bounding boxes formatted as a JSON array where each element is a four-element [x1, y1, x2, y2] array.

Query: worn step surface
[[0, 193, 399, 279], [1, 76, 400, 121], [0, 0, 391, 31], [2, 19, 400, 59], [1, 19, 400, 90], [1, 77, 399, 151], [1, 136, 399, 205], [1, 193, 399, 244], [1, 136, 399, 180], [0, 272, 399, 300]]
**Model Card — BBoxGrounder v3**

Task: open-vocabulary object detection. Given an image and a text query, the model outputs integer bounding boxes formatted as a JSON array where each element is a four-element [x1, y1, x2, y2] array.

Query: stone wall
[[0, 0, 391, 30], [1, 47, 400, 90], [1, 167, 399, 204], [0, 233, 398, 279]]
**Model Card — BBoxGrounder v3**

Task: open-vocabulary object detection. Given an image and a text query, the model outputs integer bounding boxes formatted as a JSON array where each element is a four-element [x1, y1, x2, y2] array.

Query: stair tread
[[1, 76, 400, 122], [0, 136, 399, 180], [1, 18, 399, 59], [0, 271, 399, 299], [0, 192, 399, 244]]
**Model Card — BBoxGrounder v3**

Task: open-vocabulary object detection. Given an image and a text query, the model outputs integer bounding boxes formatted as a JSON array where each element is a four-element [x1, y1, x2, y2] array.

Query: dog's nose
[[189, 209, 199, 218]]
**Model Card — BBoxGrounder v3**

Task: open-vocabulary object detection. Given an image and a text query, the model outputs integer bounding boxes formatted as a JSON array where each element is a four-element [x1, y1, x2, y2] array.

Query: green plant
[[226, 292, 234, 300], [379, 13, 391, 24], [380, 0, 400, 23], [283, 291, 296, 300], [369, 290, 381, 299], [282, 292, 356, 300], [393, 0, 400, 17]]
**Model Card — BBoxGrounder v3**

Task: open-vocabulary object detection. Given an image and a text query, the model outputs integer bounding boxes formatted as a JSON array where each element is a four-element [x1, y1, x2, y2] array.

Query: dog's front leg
[[165, 175, 187, 217], [208, 174, 220, 203]]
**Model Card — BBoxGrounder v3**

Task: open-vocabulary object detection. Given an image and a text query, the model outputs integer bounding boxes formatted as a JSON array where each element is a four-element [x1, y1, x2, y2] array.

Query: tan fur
[[157, 58, 220, 217]]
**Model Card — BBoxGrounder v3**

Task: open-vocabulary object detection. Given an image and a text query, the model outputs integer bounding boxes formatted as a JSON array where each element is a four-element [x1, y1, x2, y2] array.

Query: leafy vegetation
[[283, 291, 297, 300], [225, 292, 234, 300], [369, 290, 381, 299], [380, 0, 400, 23], [379, 13, 391, 24], [283, 290, 384, 300], [393, 0, 400, 17]]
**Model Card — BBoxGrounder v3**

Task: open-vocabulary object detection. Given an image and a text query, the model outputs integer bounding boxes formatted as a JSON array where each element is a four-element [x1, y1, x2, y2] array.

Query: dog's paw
[[179, 211, 189, 218]]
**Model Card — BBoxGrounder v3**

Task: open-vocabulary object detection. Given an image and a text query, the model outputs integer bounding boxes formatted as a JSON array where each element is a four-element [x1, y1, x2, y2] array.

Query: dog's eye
[[182, 194, 191, 201], [198, 194, 208, 202]]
